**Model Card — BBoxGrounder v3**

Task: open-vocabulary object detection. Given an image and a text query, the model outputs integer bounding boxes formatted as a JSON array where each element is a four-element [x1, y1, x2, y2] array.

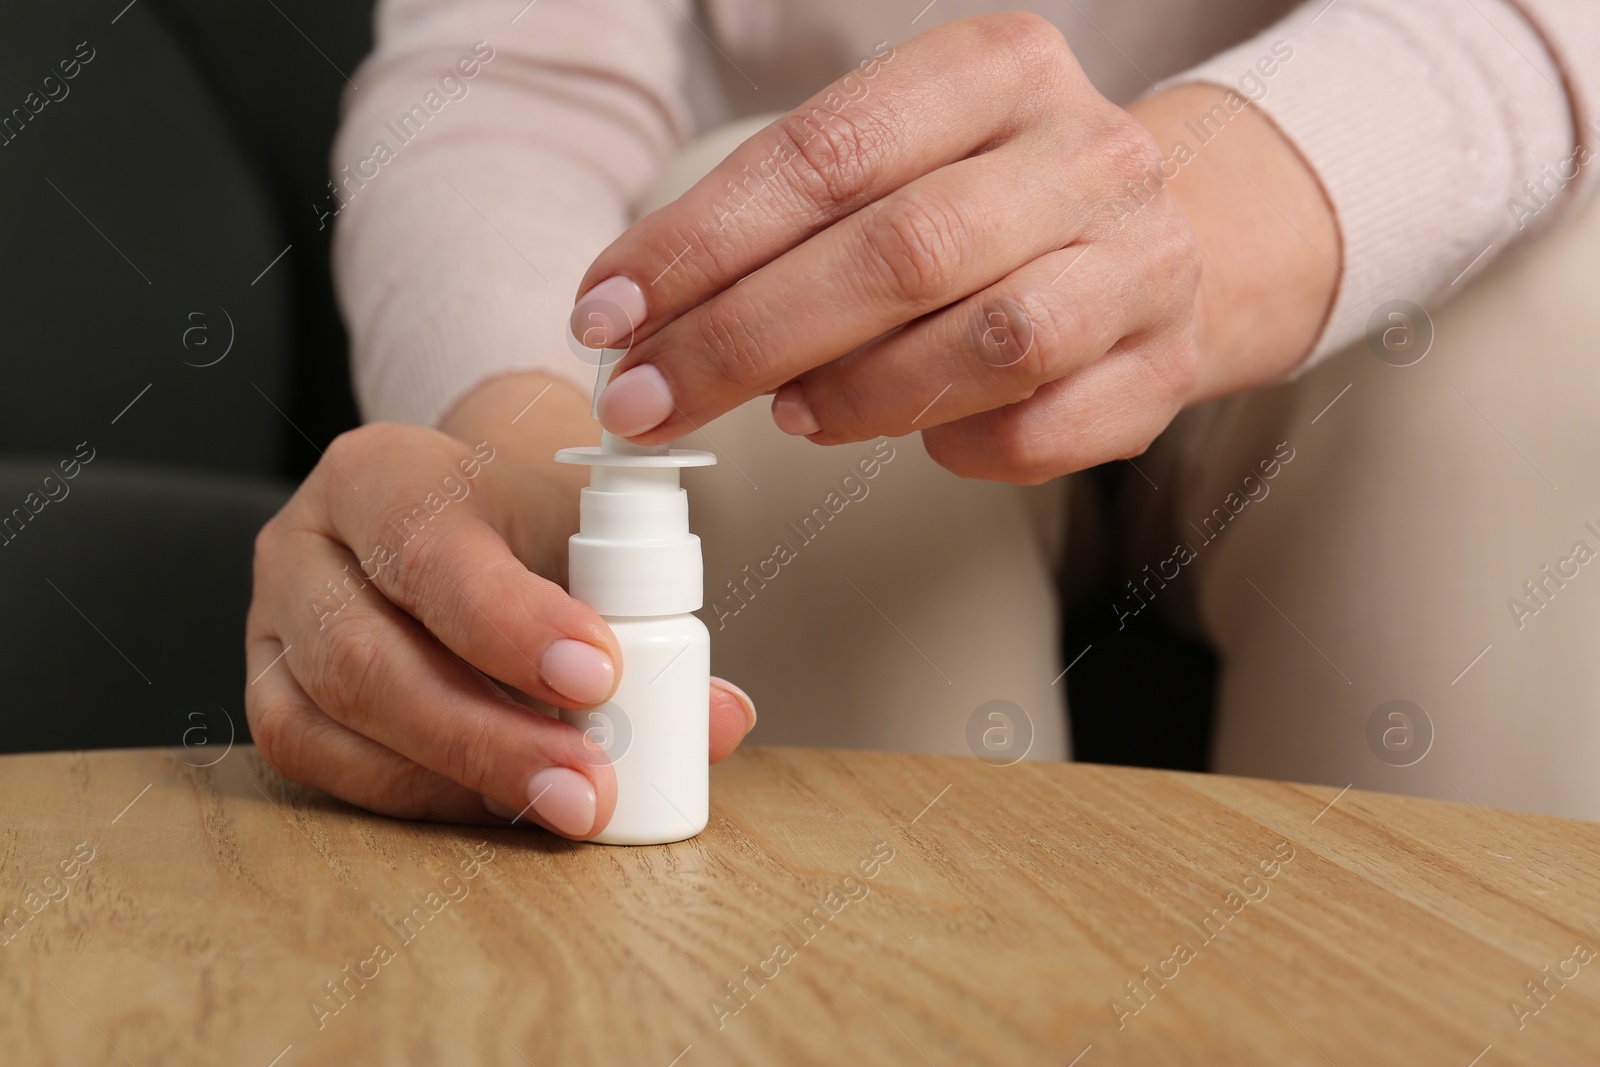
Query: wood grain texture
[[1, 745, 1598, 1066]]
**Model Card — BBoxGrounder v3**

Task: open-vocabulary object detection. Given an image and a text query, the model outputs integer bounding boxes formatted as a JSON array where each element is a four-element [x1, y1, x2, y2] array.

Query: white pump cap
[[554, 431, 717, 617]]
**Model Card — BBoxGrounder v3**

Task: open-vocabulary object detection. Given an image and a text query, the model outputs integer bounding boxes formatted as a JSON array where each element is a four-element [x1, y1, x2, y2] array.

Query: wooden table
[[2, 745, 1598, 1066]]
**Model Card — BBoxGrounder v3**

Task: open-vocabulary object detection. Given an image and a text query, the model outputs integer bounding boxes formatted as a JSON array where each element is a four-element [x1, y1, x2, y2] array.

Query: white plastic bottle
[[554, 430, 717, 845]]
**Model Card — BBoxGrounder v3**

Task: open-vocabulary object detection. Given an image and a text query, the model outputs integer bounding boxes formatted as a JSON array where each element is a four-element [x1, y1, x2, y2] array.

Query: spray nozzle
[[556, 351, 716, 499]]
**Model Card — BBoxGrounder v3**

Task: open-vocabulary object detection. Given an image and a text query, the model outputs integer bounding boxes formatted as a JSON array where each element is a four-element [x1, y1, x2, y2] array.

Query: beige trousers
[[647, 119, 1600, 821]]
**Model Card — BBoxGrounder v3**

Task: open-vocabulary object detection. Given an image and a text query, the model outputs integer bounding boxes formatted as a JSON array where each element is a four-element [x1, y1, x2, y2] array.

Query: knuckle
[[249, 696, 300, 780], [378, 503, 454, 609], [989, 419, 1063, 485], [861, 195, 965, 305], [922, 419, 1059, 485], [318, 614, 389, 727], [1085, 121, 1171, 239], [970, 293, 1065, 384], [779, 105, 887, 208], [980, 11, 1073, 89], [1096, 118, 1165, 187], [809, 370, 875, 441], [438, 711, 496, 793], [321, 425, 374, 475], [674, 219, 739, 290], [386, 763, 446, 820], [695, 303, 776, 391], [322, 422, 428, 491]]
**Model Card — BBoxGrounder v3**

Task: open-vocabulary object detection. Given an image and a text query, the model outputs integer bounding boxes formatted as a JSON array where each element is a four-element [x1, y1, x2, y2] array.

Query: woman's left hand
[[572, 13, 1336, 484]]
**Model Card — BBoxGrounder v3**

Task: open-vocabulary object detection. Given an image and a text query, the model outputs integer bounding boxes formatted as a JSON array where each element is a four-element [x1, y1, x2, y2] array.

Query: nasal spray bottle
[[554, 360, 717, 845]]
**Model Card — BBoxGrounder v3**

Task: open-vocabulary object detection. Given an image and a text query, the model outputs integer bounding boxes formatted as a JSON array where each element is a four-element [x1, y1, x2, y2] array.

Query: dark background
[[0, 0, 1215, 768], [0, 0, 368, 752]]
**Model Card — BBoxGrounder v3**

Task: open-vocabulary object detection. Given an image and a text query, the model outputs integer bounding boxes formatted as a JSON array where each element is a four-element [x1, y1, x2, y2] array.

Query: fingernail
[[539, 639, 616, 704], [481, 794, 517, 819], [570, 276, 646, 348], [713, 676, 758, 731], [771, 383, 820, 436], [527, 766, 597, 838], [597, 364, 674, 437]]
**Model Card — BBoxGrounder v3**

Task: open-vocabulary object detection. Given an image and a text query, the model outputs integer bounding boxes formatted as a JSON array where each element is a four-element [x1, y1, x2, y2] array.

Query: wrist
[[1125, 83, 1341, 402]]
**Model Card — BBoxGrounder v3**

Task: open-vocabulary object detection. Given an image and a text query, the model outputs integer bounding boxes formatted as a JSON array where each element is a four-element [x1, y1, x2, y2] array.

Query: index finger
[[313, 425, 621, 709], [570, 14, 1063, 353]]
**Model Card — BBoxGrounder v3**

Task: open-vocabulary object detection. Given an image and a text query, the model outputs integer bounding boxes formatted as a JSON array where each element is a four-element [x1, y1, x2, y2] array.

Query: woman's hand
[[243, 372, 758, 838], [572, 13, 1338, 484]]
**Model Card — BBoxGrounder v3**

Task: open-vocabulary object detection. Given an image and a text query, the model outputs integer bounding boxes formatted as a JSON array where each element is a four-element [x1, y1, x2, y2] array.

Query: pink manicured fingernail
[[570, 276, 646, 348], [771, 383, 820, 436], [597, 364, 674, 437], [527, 766, 597, 837], [539, 639, 615, 704], [481, 795, 517, 819], [713, 677, 758, 731]]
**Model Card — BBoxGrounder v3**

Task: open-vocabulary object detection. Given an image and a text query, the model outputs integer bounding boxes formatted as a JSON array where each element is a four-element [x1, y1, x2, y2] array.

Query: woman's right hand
[[243, 371, 758, 839]]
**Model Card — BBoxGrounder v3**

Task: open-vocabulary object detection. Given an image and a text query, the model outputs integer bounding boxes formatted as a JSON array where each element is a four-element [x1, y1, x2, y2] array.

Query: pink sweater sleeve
[[337, 0, 1600, 425], [332, 0, 692, 426], [1166, 0, 1600, 367]]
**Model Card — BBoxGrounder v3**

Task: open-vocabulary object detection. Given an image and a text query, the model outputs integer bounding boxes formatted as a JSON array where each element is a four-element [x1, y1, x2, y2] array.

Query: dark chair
[[0, 0, 370, 752]]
